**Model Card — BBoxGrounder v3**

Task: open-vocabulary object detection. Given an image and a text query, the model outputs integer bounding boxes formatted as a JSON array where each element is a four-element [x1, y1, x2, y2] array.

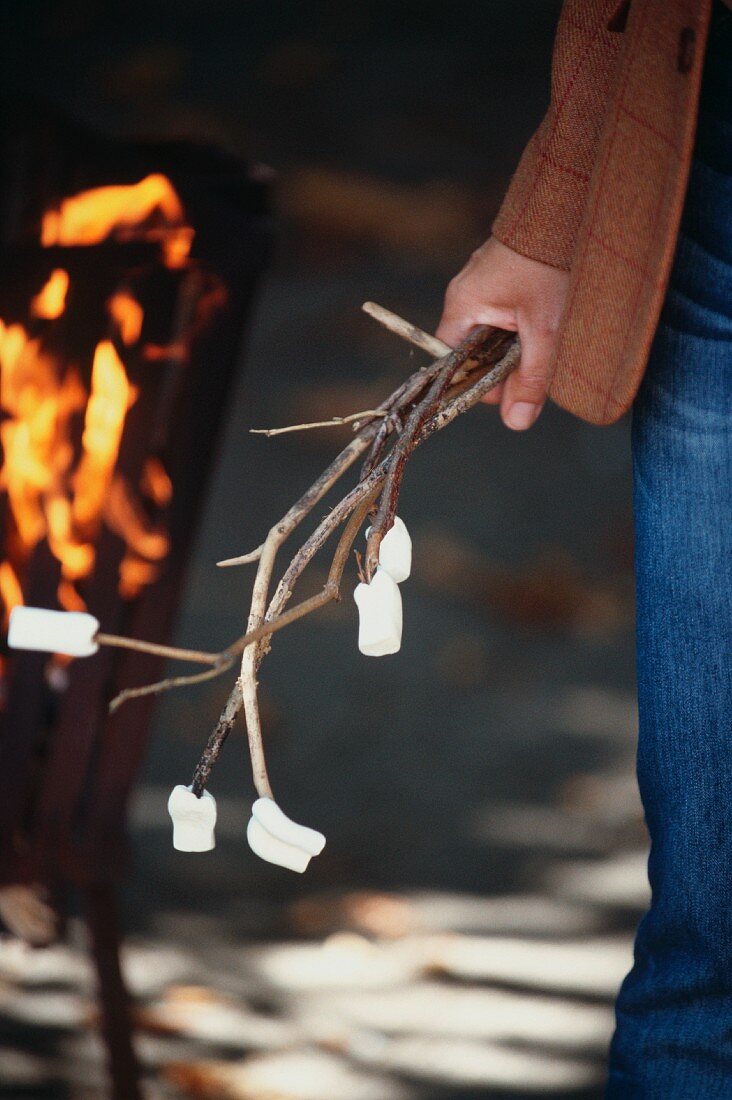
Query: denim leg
[[606, 325, 732, 1097], [605, 114, 732, 1100]]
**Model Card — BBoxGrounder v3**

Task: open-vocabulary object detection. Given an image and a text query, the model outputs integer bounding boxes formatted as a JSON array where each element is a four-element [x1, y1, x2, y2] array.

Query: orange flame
[[0, 172, 198, 628], [141, 457, 173, 508], [0, 562, 23, 629], [72, 341, 136, 535], [104, 475, 169, 561], [108, 290, 144, 346], [30, 269, 69, 320], [41, 174, 193, 268], [57, 578, 87, 613], [118, 555, 161, 601], [0, 321, 86, 550], [45, 495, 95, 581]]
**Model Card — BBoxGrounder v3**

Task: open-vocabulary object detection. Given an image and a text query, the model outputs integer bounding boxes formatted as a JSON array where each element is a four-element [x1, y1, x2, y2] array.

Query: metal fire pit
[[0, 101, 273, 1098]]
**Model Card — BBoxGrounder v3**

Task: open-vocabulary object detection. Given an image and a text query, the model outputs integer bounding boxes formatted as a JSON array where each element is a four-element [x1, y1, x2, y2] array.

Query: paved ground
[[0, 1, 651, 1096]]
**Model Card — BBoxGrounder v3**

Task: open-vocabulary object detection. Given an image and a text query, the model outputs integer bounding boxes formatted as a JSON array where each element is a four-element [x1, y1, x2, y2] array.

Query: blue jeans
[[606, 5, 732, 1095]]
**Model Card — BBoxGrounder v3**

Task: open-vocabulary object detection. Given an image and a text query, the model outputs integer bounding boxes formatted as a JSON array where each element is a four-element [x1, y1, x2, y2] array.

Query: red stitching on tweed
[[560, 9, 639, 331], [560, 5, 616, 36], [538, 150, 590, 182], [555, 0, 649, 415], [503, 7, 610, 241], [587, 229, 665, 286], [599, 2, 665, 419], [619, 103, 677, 149]]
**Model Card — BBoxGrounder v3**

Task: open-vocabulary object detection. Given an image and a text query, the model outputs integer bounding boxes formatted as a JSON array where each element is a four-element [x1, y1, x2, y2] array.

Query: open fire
[[0, 107, 272, 1099], [0, 173, 212, 637]]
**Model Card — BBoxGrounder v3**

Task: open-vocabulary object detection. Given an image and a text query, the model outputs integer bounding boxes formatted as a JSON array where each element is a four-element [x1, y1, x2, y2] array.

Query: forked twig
[[109, 660, 234, 715]]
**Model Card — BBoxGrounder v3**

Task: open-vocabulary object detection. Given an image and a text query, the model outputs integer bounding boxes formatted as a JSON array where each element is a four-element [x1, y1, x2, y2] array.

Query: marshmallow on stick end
[[167, 785, 217, 852], [367, 515, 412, 583], [247, 798, 326, 873], [8, 606, 100, 658], [353, 567, 402, 656]]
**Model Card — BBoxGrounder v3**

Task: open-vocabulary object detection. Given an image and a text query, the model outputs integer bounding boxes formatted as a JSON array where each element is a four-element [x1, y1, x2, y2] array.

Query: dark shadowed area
[[0, 2, 648, 1098]]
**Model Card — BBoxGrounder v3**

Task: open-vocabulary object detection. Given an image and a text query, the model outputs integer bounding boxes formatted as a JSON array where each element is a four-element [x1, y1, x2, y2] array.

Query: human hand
[[436, 236, 569, 430]]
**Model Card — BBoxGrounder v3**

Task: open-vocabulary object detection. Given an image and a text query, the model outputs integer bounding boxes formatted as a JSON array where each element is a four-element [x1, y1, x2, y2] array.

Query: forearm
[[492, 0, 624, 270]]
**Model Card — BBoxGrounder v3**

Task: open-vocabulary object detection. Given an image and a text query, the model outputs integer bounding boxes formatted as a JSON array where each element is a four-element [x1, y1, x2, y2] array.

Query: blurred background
[[0, 2, 648, 1097]]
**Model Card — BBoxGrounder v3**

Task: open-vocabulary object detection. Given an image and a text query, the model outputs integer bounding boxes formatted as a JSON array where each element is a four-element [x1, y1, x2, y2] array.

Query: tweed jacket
[[492, 0, 713, 425]]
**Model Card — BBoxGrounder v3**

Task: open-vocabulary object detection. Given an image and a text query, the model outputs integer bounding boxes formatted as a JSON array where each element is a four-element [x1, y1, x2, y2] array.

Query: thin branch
[[240, 488, 379, 798], [362, 302, 451, 358], [190, 679, 244, 798], [360, 409, 401, 481], [215, 425, 378, 572], [108, 658, 234, 715], [250, 410, 386, 437], [96, 632, 220, 666], [217, 545, 263, 568], [267, 467, 385, 631]]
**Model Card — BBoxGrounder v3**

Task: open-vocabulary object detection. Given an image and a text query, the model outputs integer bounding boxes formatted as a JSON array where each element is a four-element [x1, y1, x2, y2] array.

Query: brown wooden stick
[[362, 302, 451, 358], [250, 410, 386, 437], [217, 545, 263, 568], [96, 632, 220, 666], [108, 659, 234, 715], [239, 487, 379, 797], [190, 679, 244, 798]]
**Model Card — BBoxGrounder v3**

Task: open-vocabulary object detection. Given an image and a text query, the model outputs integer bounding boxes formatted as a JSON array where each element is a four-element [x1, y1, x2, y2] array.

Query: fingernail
[[505, 402, 538, 430]]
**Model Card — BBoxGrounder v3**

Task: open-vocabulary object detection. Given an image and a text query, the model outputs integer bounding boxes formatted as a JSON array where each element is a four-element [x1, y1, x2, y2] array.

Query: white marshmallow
[[167, 785, 217, 852], [247, 818, 312, 873], [252, 798, 326, 856], [246, 798, 326, 873], [8, 606, 100, 657], [353, 567, 402, 656], [367, 516, 412, 583]]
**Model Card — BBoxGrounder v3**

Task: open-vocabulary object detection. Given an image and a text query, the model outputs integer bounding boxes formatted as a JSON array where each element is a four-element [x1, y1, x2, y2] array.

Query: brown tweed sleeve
[[492, 0, 626, 271]]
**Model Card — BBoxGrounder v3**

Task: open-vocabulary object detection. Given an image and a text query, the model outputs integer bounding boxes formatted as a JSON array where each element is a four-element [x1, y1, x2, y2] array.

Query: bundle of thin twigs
[[98, 303, 520, 801]]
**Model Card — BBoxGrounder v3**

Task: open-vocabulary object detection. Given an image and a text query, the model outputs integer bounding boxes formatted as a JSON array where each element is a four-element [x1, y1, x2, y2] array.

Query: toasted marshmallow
[[8, 606, 99, 658], [246, 797, 325, 873], [167, 785, 217, 852], [367, 516, 411, 583], [353, 567, 402, 656]]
